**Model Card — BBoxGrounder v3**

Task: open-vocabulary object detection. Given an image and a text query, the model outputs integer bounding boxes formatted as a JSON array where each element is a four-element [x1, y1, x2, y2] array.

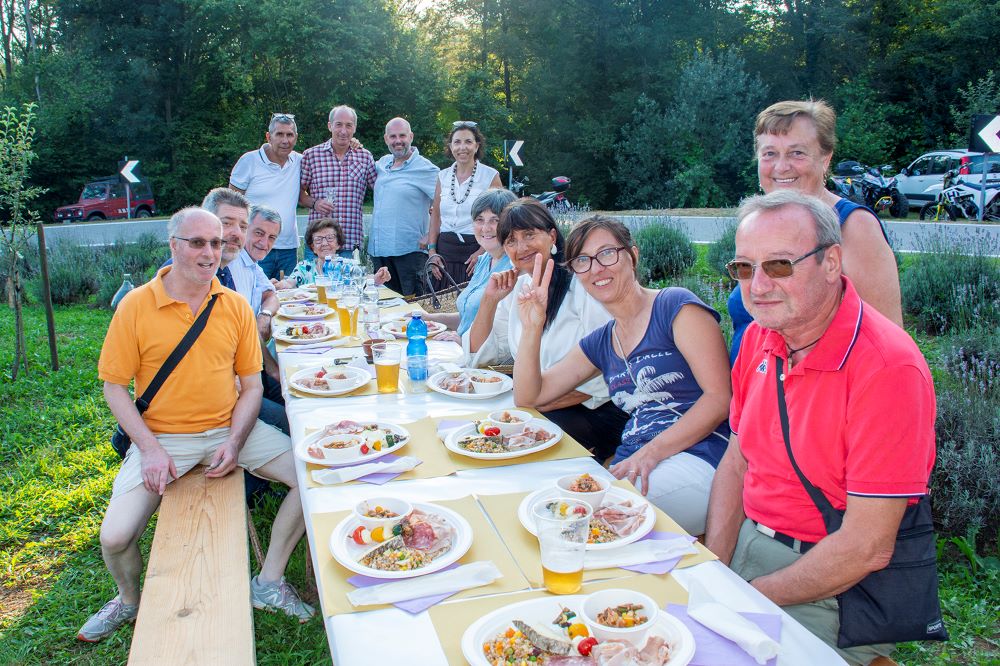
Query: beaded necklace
[[449, 160, 478, 204]]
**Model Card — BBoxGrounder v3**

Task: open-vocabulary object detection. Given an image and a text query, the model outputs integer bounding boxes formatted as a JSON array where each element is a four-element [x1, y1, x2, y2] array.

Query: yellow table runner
[[477, 480, 716, 588], [436, 410, 593, 471], [428, 573, 689, 666], [311, 496, 530, 616], [304, 416, 460, 489]]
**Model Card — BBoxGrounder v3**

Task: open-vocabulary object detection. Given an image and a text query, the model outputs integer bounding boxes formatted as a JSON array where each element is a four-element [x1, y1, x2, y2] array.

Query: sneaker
[[250, 575, 315, 622], [77, 596, 139, 642]]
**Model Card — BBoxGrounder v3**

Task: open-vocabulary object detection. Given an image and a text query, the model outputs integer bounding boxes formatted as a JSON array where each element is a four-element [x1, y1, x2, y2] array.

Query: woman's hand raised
[[484, 268, 518, 304], [516, 253, 554, 331]]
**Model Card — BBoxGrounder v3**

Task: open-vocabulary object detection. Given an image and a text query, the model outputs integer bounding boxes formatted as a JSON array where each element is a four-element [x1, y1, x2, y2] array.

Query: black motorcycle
[[510, 175, 572, 213], [829, 161, 908, 218]]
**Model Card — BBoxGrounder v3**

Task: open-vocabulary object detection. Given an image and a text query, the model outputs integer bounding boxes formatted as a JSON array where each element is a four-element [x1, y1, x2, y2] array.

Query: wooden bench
[[128, 465, 255, 665]]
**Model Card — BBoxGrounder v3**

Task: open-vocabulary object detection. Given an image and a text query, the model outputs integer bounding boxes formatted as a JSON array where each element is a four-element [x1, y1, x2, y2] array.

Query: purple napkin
[[620, 530, 698, 575], [347, 563, 461, 614], [665, 604, 782, 666], [436, 418, 468, 440], [315, 452, 421, 485]]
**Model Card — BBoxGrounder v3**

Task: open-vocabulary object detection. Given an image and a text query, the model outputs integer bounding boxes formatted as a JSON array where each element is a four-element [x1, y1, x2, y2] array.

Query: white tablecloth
[[279, 345, 846, 666]]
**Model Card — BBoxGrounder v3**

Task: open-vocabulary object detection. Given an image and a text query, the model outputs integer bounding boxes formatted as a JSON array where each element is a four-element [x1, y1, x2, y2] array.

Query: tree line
[[1, 0, 998, 215]]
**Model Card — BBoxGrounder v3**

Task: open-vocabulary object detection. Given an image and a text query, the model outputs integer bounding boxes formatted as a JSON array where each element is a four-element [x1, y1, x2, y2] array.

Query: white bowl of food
[[312, 433, 365, 462], [470, 372, 506, 394], [318, 366, 363, 392], [483, 409, 533, 436], [581, 589, 659, 647], [353, 497, 413, 534], [556, 472, 610, 510]]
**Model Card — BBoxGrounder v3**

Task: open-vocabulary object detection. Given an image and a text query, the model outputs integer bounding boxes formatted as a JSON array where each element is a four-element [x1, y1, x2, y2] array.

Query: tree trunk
[[11, 264, 27, 380]]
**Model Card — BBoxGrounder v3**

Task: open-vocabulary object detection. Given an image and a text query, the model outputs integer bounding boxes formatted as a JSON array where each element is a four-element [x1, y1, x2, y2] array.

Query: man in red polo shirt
[[705, 190, 937, 665]]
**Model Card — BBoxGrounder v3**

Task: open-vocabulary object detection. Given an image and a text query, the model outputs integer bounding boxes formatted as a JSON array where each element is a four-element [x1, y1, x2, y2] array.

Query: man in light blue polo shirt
[[370, 117, 440, 296], [230, 113, 302, 280]]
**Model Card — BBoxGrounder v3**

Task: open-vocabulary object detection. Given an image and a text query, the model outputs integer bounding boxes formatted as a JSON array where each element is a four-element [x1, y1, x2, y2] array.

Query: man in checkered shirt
[[298, 105, 376, 257]]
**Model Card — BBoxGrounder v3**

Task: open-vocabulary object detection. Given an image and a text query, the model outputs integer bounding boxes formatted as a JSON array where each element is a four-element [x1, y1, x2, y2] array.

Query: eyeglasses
[[452, 120, 478, 129], [569, 246, 628, 274], [271, 113, 295, 122], [172, 236, 224, 250], [312, 234, 339, 246], [726, 244, 832, 280]]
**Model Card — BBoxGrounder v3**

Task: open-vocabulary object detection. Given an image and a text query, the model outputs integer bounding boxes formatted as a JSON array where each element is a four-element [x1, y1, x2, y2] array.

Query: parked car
[[896, 149, 1000, 210], [53, 177, 156, 222]]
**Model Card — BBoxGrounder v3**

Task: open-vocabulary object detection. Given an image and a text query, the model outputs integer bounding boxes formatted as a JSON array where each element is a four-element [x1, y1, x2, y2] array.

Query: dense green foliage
[[634, 221, 697, 283], [1, 1, 999, 214]]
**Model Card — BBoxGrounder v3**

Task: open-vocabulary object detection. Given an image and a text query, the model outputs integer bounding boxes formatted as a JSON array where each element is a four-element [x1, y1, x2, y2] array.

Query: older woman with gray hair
[[429, 188, 517, 342]]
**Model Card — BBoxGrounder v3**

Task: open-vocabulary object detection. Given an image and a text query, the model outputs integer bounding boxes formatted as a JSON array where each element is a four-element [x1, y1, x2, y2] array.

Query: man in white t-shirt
[[230, 113, 302, 280]]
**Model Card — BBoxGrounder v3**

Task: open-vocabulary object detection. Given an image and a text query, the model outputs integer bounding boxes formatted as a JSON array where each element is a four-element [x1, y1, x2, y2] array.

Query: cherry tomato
[[316, 369, 326, 378], [484, 427, 501, 437], [573, 505, 588, 516], [360, 444, 370, 454], [577, 637, 598, 656], [351, 526, 368, 545]]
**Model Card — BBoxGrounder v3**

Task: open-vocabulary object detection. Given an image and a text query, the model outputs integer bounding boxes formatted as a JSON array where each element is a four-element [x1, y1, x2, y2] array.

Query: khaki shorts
[[730, 518, 894, 666], [112, 419, 290, 499]]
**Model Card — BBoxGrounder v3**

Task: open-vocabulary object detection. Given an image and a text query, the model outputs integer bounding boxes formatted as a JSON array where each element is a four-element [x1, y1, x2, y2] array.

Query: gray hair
[[737, 190, 842, 250], [167, 206, 218, 238], [201, 187, 249, 216], [471, 188, 518, 222], [328, 105, 358, 125], [268, 115, 298, 134], [249, 203, 282, 228]]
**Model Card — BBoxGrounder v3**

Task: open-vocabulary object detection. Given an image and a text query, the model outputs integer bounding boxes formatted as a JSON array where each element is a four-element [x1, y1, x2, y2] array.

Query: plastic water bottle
[[406, 313, 429, 393], [111, 273, 135, 309], [322, 255, 334, 278], [362, 276, 379, 307]]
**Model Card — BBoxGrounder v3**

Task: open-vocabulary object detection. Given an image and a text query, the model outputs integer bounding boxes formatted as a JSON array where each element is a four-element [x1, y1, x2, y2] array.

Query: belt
[[753, 520, 817, 554]]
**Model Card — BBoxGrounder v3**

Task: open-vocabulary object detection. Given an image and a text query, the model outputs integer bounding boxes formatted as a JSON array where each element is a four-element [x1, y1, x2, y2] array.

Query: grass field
[[1, 303, 997, 665]]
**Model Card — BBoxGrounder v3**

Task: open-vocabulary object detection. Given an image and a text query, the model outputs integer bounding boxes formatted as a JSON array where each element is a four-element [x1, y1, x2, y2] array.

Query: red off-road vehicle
[[53, 177, 156, 222]]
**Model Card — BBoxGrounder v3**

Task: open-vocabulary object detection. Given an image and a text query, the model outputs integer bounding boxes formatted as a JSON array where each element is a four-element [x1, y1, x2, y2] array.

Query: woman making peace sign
[[513, 216, 731, 535]]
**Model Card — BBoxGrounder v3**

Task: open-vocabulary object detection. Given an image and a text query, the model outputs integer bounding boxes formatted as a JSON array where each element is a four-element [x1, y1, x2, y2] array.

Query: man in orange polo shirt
[[705, 190, 937, 665], [78, 207, 313, 643]]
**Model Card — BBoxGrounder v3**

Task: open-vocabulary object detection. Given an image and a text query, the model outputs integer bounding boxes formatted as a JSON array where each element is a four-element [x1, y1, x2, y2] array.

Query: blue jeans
[[258, 247, 298, 280]]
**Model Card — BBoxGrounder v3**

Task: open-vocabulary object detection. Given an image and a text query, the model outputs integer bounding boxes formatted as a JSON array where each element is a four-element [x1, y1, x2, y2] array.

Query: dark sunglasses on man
[[172, 236, 224, 250], [726, 244, 832, 281]]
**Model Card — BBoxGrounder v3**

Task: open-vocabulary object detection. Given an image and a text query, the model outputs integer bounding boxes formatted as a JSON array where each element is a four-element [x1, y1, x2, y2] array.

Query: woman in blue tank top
[[728, 100, 902, 363]]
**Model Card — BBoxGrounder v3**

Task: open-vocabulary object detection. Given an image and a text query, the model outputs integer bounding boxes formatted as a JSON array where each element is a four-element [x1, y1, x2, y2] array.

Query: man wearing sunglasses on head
[[705, 190, 938, 665], [230, 113, 302, 280]]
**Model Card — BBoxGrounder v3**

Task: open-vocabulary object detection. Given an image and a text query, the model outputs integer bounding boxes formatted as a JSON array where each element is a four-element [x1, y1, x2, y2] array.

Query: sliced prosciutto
[[399, 508, 454, 552], [592, 500, 646, 537]]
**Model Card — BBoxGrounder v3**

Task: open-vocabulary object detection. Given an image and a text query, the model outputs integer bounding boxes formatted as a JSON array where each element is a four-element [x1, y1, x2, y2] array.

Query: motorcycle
[[510, 175, 573, 213], [920, 169, 1000, 221], [855, 164, 909, 218], [829, 161, 866, 205]]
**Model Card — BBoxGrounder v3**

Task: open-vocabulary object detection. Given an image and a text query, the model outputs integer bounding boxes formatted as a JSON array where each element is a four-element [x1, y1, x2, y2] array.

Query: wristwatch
[[259, 309, 274, 318]]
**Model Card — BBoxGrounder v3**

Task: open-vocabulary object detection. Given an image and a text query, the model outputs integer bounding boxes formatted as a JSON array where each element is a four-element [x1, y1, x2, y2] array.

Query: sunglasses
[[569, 246, 628, 274], [173, 236, 224, 250], [726, 244, 831, 280], [271, 113, 295, 122], [452, 120, 478, 129]]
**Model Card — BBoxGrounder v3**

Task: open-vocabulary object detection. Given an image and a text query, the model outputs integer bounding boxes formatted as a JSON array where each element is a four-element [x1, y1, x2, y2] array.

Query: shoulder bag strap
[[134, 293, 219, 414], [774, 355, 844, 534]]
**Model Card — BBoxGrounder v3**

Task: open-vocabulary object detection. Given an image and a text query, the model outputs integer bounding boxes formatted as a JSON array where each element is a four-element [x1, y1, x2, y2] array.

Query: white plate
[[278, 303, 334, 320], [272, 322, 344, 346], [329, 502, 473, 580], [380, 318, 448, 339], [288, 365, 370, 396], [427, 369, 513, 399], [461, 594, 695, 666], [444, 418, 562, 460], [294, 420, 411, 465], [276, 288, 310, 304], [517, 485, 656, 550]]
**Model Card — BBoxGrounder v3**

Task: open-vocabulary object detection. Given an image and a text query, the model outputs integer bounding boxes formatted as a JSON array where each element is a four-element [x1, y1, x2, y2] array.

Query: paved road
[[36, 213, 1000, 254]]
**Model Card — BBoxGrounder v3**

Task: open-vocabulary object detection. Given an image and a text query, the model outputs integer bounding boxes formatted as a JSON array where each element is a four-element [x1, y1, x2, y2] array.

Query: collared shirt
[[230, 145, 302, 250], [370, 148, 440, 257], [229, 248, 275, 316], [730, 277, 936, 543], [98, 266, 262, 434], [300, 141, 376, 250]]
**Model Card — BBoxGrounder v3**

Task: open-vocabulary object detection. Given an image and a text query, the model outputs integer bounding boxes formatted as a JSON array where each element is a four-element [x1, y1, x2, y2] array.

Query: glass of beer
[[338, 293, 360, 337], [314, 276, 331, 305], [327, 282, 342, 313], [372, 342, 402, 393], [532, 498, 592, 594]]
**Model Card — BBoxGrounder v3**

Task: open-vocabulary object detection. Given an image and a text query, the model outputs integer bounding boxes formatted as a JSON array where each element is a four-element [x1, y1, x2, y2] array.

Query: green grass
[[1, 303, 998, 664]]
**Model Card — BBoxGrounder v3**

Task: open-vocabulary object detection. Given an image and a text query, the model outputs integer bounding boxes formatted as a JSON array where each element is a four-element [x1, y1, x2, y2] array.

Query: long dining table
[[274, 295, 847, 666]]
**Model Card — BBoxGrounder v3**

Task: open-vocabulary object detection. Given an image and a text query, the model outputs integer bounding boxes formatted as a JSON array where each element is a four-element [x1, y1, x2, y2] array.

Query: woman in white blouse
[[427, 121, 503, 286], [464, 198, 625, 457]]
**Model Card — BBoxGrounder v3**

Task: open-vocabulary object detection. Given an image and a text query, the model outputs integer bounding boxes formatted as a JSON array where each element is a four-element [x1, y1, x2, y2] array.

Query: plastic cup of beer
[[532, 498, 592, 594], [372, 342, 402, 393], [338, 294, 360, 337], [314, 276, 331, 305]]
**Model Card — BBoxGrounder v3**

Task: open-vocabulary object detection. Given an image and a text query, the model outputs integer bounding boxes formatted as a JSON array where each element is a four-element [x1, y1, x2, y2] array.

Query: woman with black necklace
[[426, 121, 503, 287]]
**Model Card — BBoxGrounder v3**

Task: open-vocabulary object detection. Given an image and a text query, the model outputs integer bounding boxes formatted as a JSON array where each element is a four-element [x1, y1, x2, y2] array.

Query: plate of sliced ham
[[329, 502, 473, 579], [518, 486, 656, 550], [444, 419, 562, 460]]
